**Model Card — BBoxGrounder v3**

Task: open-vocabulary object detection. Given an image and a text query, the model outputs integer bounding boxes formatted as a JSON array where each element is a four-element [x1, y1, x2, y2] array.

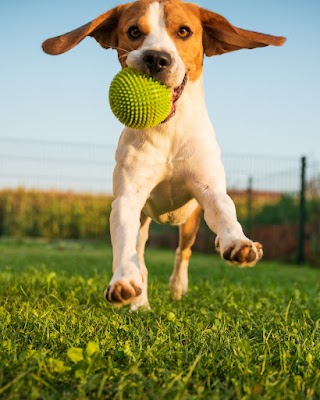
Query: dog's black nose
[[142, 50, 172, 74]]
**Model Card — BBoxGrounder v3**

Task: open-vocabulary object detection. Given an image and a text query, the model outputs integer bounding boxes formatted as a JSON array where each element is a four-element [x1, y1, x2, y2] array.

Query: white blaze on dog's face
[[118, 1, 203, 88]]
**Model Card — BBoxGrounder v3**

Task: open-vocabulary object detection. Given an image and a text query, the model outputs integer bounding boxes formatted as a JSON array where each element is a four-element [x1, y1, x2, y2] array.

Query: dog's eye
[[177, 26, 192, 39], [128, 26, 141, 40]]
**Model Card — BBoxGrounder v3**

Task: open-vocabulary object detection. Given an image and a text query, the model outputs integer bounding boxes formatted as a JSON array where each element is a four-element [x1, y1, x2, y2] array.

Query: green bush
[[0, 188, 113, 239], [254, 194, 300, 225]]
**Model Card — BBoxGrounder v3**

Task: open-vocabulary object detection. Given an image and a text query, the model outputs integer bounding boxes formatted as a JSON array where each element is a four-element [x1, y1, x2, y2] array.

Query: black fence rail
[[0, 137, 319, 264]]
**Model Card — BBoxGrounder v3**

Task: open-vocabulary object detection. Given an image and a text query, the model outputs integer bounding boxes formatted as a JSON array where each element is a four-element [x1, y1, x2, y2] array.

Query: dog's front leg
[[193, 180, 263, 267], [104, 138, 166, 309], [207, 192, 262, 266], [104, 190, 149, 307]]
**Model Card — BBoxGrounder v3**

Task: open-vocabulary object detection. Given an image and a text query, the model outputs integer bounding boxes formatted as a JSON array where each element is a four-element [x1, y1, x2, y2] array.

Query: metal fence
[[0, 136, 116, 193], [0, 136, 319, 264]]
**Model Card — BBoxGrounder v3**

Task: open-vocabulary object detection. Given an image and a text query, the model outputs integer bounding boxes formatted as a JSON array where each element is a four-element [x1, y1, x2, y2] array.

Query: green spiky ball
[[109, 68, 172, 129]]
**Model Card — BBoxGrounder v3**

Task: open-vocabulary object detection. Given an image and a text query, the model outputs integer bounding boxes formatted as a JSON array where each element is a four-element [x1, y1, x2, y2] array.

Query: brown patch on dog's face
[[116, 1, 153, 67], [162, 1, 204, 82]]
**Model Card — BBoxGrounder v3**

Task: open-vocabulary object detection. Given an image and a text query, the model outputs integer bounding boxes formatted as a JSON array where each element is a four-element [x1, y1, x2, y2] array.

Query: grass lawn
[[0, 239, 319, 399]]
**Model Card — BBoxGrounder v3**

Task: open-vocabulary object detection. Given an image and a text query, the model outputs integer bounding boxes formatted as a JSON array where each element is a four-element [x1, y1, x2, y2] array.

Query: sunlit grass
[[0, 239, 319, 399]]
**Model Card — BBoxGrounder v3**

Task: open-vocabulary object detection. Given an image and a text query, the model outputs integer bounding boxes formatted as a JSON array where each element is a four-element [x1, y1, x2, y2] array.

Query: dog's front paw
[[104, 273, 143, 306], [216, 238, 263, 267]]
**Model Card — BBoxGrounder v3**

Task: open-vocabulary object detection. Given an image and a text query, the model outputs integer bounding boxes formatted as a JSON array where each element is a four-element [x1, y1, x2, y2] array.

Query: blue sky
[[0, 0, 319, 191]]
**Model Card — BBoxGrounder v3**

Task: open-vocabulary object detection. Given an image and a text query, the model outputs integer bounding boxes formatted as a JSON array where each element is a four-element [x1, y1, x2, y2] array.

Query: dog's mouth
[[162, 74, 187, 124]]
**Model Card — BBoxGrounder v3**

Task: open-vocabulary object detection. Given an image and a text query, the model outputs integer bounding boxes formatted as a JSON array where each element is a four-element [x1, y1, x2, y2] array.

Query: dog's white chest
[[143, 175, 198, 225]]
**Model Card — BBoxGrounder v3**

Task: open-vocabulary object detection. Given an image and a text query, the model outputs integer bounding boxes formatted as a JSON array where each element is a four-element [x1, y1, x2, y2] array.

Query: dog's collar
[[162, 74, 188, 124]]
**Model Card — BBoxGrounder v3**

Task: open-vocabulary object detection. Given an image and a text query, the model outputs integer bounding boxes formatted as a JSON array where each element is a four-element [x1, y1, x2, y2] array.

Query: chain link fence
[[0, 137, 319, 264]]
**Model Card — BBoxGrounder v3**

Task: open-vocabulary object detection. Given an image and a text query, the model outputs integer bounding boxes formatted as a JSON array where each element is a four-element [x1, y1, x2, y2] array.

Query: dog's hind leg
[[170, 205, 203, 300], [130, 212, 152, 311]]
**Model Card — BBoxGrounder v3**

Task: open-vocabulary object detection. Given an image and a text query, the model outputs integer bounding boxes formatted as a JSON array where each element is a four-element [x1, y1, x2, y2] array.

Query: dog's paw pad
[[105, 280, 142, 305], [222, 241, 263, 267]]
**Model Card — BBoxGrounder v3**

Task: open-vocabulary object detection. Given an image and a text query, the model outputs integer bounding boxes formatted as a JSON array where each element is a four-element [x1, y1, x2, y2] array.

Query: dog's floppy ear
[[42, 5, 125, 55], [200, 8, 286, 57]]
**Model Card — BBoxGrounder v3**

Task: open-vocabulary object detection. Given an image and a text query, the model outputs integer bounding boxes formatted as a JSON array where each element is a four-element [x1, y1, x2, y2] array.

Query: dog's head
[[42, 0, 285, 94]]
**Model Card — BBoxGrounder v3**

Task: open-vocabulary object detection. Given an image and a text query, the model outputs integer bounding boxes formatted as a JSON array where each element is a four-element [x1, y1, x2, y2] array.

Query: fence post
[[297, 156, 306, 264], [246, 176, 253, 238]]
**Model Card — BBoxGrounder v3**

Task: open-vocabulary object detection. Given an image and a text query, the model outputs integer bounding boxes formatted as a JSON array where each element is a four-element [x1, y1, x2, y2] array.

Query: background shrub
[[0, 188, 113, 239]]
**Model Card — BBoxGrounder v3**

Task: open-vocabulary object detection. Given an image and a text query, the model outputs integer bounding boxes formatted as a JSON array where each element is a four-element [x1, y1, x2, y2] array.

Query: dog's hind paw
[[169, 274, 188, 300], [104, 277, 143, 306], [216, 238, 263, 267]]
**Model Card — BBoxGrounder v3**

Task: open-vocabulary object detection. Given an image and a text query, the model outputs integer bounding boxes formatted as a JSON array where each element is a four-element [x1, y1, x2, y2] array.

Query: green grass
[[0, 239, 319, 399]]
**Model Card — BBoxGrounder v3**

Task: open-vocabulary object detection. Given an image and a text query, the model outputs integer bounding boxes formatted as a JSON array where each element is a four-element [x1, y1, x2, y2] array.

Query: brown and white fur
[[42, 0, 285, 310]]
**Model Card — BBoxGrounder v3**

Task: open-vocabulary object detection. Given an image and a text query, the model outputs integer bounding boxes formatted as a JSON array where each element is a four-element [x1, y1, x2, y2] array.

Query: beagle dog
[[42, 0, 285, 310]]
